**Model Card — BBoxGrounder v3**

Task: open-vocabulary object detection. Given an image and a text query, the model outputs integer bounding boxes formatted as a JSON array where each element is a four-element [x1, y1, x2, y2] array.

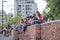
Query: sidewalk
[[0, 34, 13, 40]]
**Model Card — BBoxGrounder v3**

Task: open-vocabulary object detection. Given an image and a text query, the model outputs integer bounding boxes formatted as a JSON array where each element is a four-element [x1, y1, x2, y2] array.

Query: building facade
[[14, 0, 38, 18]]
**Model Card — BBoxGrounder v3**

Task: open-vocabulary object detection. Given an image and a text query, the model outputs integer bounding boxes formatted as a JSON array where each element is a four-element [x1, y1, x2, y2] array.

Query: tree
[[13, 13, 23, 24], [44, 0, 60, 21], [8, 17, 14, 25], [3, 13, 23, 28], [13, 16, 22, 24], [43, 10, 48, 22]]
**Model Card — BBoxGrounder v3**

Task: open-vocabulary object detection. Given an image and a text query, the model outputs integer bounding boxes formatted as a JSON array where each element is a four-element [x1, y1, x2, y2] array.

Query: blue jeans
[[32, 20, 42, 25]]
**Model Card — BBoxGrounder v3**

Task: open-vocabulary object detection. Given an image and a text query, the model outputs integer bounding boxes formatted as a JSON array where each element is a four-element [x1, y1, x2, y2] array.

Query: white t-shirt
[[11, 24, 15, 29], [3, 28, 7, 31]]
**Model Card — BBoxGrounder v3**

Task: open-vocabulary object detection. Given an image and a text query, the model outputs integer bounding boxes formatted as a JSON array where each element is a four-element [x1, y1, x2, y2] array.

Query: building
[[0, 10, 7, 26], [14, 0, 38, 18], [8, 13, 13, 17]]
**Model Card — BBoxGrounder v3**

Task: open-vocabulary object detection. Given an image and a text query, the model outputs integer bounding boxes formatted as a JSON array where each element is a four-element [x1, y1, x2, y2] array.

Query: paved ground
[[0, 34, 13, 40]]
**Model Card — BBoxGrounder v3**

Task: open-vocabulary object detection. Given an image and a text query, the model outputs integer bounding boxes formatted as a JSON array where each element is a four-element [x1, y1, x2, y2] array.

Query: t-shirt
[[28, 18, 33, 24], [3, 28, 7, 31], [11, 24, 15, 29], [17, 26, 22, 32]]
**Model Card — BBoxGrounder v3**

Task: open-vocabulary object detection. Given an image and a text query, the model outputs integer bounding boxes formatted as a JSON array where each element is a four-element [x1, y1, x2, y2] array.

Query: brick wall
[[41, 20, 60, 40], [12, 20, 60, 40]]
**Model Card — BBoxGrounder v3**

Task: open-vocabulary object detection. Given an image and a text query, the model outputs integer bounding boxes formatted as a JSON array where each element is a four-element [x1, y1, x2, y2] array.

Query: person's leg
[[3, 30, 6, 36], [32, 21, 36, 25], [36, 20, 42, 24], [23, 25, 27, 33], [0, 30, 3, 34], [32, 20, 42, 24]]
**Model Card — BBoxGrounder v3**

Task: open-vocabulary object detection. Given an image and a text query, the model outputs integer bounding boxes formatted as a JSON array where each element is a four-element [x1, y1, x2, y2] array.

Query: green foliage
[[13, 13, 23, 23], [8, 13, 23, 24], [13, 16, 22, 24], [0, 13, 23, 28], [43, 0, 60, 21], [0, 24, 2, 28], [8, 17, 14, 25], [43, 10, 48, 21], [3, 23, 8, 28]]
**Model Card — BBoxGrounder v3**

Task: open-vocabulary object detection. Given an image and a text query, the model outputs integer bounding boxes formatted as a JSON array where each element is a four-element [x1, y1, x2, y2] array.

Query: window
[[16, 0, 17, 1], [17, 8, 19, 10], [26, 5, 31, 8], [23, 5, 24, 7], [30, 12, 32, 13], [26, 8, 32, 10], [26, 0, 27, 1], [17, 5, 21, 10], [26, 11, 28, 13], [17, 11, 21, 13], [27, 2, 30, 3], [31, 2, 34, 3], [26, 5, 29, 7], [18, 5, 21, 7], [17, 8, 21, 11], [23, 8, 24, 10]]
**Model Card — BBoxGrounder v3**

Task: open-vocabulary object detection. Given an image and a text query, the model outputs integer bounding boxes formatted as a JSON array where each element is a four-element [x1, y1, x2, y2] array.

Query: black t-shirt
[[33, 16, 38, 20]]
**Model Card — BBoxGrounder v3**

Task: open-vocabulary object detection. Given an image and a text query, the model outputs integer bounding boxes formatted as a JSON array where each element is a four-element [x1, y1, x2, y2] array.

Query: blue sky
[[0, 0, 47, 14]]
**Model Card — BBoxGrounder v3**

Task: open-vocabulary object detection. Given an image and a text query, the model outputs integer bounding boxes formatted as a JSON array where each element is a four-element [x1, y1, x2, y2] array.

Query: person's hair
[[36, 11, 41, 16], [33, 14, 36, 16], [30, 16, 33, 18], [21, 19, 24, 23], [27, 16, 30, 18]]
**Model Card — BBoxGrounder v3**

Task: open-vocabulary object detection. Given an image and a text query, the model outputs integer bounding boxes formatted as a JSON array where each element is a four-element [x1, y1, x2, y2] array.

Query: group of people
[[0, 11, 44, 36], [14, 11, 44, 34]]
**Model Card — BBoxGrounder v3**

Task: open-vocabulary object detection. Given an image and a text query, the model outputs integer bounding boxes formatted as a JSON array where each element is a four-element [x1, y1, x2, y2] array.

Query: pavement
[[0, 34, 13, 40]]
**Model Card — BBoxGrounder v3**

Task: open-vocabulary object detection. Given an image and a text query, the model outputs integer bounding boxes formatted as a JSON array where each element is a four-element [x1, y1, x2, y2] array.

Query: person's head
[[27, 16, 30, 18], [29, 16, 33, 19], [36, 11, 41, 16], [36, 11, 40, 14], [33, 14, 36, 17], [8, 24, 10, 27], [26, 16, 29, 20]]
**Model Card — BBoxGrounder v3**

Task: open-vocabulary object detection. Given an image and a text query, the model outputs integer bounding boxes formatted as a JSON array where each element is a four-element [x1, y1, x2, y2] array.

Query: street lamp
[[2, 0, 7, 26]]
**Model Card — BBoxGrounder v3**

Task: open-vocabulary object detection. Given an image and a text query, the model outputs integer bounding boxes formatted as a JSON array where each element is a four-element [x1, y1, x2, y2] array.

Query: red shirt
[[38, 14, 44, 23]]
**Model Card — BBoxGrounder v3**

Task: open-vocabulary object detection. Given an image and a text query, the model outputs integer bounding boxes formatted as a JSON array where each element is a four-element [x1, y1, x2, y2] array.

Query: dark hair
[[33, 14, 36, 16], [30, 16, 33, 18], [27, 16, 30, 18], [21, 19, 24, 23]]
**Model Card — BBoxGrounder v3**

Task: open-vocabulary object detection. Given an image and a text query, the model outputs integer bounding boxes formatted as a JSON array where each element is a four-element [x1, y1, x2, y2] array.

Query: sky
[[0, 0, 47, 14]]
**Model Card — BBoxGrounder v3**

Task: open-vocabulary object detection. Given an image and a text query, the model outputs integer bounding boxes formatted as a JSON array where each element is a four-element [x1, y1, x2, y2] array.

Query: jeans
[[32, 20, 42, 25]]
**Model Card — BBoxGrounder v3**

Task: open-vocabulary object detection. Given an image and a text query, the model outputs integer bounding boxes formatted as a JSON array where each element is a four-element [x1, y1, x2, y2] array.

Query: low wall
[[41, 20, 60, 40], [12, 20, 60, 40]]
